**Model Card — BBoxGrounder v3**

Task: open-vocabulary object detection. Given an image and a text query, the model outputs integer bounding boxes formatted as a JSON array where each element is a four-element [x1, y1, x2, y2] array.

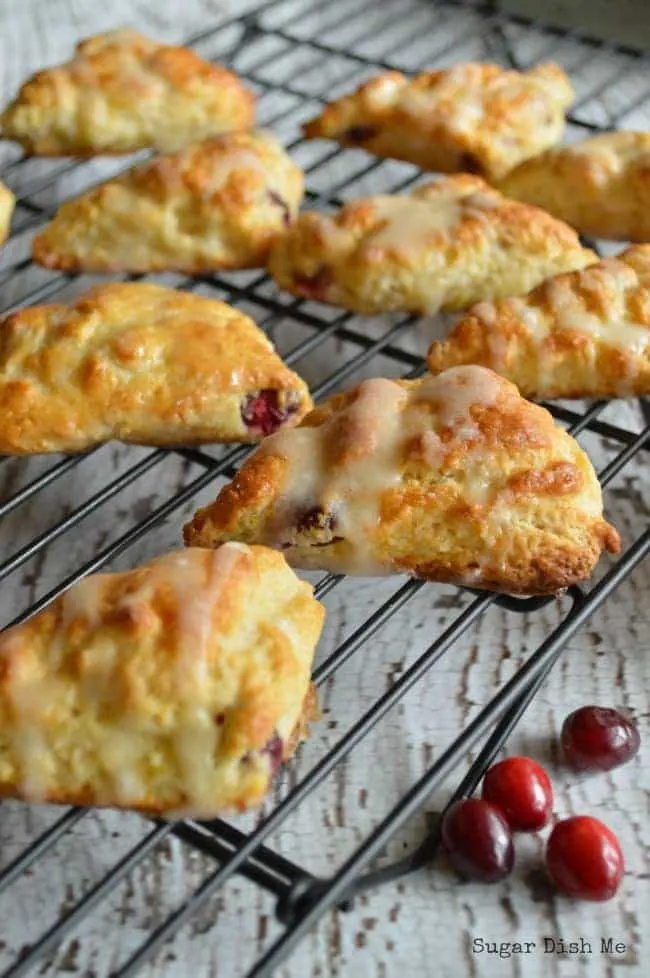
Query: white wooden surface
[[0, 1, 649, 976]]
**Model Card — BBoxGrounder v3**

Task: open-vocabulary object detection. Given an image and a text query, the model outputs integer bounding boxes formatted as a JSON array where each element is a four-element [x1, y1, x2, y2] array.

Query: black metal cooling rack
[[0, 0, 649, 975]]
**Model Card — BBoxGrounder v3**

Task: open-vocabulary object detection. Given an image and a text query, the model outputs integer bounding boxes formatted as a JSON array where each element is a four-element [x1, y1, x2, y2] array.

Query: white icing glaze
[[440, 68, 484, 134], [566, 139, 626, 177], [365, 195, 462, 254], [415, 366, 501, 440], [473, 301, 498, 327], [367, 73, 404, 108], [508, 297, 549, 342], [120, 545, 248, 693], [199, 148, 268, 197], [545, 273, 650, 355], [258, 367, 501, 575], [2, 545, 253, 809]]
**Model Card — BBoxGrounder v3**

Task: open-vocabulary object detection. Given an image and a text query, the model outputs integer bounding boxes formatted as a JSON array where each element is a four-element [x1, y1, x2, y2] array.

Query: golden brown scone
[[0, 180, 15, 244], [427, 246, 650, 400], [0, 282, 312, 455], [303, 63, 573, 181], [0, 29, 254, 156], [268, 175, 596, 316], [184, 366, 619, 595], [32, 131, 304, 273], [497, 132, 650, 242], [0, 545, 325, 817]]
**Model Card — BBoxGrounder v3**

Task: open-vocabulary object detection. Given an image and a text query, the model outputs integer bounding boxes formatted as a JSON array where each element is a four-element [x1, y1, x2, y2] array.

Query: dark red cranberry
[[441, 798, 514, 882], [343, 125, 378, 143], [546, 816, 624, 901], [460, 151, 482, 174], [260, 732, 284, 773], [481, 756, 553, 833], [292, 266, 333, 300], [267, 190, 291, 226], [241, 389, 301, 437], [561, 706, 640, 772]]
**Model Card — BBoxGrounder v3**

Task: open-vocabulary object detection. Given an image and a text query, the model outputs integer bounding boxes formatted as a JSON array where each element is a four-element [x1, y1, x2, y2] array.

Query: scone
[[32, 131, 304, 273], [0, 29, 254, 156], [184, 366, 619, 595], [303, 63, 573, 181], [0, 180, 15, 244], [0, 282, 312, 454], [497, 132, 650, 242], [427, 246, 650, 400], [268, 175, 595, 316], [0, 545, 325, 817]]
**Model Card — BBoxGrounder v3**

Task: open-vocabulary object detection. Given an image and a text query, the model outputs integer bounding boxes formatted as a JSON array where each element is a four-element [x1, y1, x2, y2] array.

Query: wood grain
[[0, 1, 649, 976]]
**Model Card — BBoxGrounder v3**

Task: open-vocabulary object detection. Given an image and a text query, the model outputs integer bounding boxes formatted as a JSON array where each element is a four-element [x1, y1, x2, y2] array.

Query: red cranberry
[[481, 756, 553, 832], [241, 389, 300, 437], [292, 266, 333, 300], [441, 798, 514, 882], [267, 190, 291, 227], [546, 816, 624, 901], [260, 732, 284, 773], [561, 706, 640, 772], [343, 125, 378, 143]]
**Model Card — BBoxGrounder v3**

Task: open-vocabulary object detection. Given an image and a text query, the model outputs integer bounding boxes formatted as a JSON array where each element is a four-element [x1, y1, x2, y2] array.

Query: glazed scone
[[497, 132, 650, 242], [0, 29, 254, 156], [184, 366, 619, 595], [303, 63, 573, 181], [32, 131, 304, 273], [0, 180, 15, 245], [427, 246, 650, 400], [0, 282, 312, 454], [268, 175, 595, 316], [0, 545, 324, 817]]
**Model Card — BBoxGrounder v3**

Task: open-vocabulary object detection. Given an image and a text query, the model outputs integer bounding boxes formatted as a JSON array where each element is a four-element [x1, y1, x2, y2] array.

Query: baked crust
[[0, 282, 312, 454], [427, 246, 650, 400], [0, 180, 14, 245], [268, 175, 595, 315], [184, 366, 619, 595], [497, 132, 650, 242], [303, 63, 573, 180], [0, 545, 325, 817], [0, 29, 254, 156], [32, 130, 304, 273]]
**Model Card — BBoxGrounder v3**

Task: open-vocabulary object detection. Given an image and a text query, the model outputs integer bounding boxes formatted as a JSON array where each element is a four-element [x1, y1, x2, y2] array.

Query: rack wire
[[0, 0, 649, 974]]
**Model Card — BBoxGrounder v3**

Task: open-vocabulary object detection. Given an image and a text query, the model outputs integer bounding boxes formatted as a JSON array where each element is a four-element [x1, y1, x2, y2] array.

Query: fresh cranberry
[[546, 815, 624, 901], [481, 756, 553, 832], [241, 389, 300, 437], [561, 706, 640, 772], [267, 190, 291, 227], [441, 798, 514, 882], [292, 266, 333, 300], [343, 125, 378, 143]]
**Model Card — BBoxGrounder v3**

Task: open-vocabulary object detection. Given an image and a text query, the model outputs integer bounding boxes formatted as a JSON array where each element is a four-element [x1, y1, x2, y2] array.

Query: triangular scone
[[0, 180, 15, 245], [184, 366, 619, 595], [0, 29, 254, 156], [268, 175, 595, 316], [497, 132, 650, 242], [33, 131, 304, 273], [428, 247, 650, 400], [0, 545, 324, 816], [303, 63, 573, 181], [0, 283, 312, 455]]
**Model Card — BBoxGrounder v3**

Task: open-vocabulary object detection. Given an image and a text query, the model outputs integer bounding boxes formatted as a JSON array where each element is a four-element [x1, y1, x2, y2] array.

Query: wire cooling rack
[[0, 0, 649, 975]]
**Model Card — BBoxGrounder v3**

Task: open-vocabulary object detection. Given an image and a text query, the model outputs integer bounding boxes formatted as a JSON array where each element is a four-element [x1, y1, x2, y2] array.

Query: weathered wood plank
[[0, 1, 648, 976]]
